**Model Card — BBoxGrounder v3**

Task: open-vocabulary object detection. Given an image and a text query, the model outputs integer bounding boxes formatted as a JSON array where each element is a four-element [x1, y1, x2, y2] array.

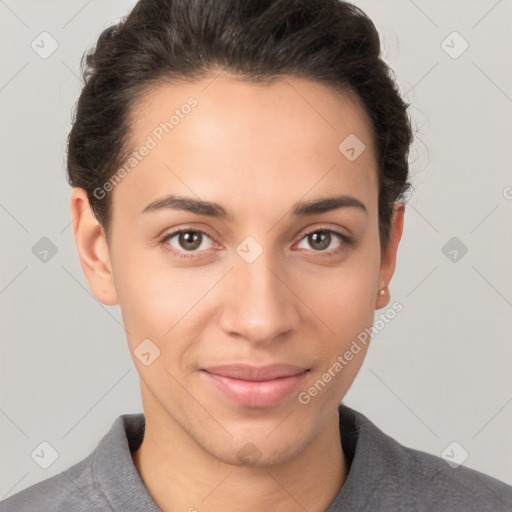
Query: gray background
[[1, 0, 511, 498]]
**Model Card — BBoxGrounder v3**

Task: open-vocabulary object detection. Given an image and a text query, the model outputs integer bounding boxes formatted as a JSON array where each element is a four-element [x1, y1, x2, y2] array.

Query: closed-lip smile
[[201, 364, 310, 408]]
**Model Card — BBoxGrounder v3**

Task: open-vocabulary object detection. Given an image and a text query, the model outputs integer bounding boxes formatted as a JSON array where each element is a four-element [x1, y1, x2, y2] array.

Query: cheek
[[298, 251, 380, 332], [295, 262, 378, 407], [110, 243, 175, 336], [112, 244, 218, 353], [291, 241, 380, 393]]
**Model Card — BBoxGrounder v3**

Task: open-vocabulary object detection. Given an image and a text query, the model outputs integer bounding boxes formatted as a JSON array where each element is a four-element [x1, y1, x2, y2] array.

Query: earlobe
[[375, 202, 405, 310], [69, 188, 119, 306]]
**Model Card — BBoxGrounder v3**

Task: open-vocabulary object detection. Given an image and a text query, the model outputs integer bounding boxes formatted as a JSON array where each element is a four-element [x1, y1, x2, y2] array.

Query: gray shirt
[[1, 404, 511, 511]]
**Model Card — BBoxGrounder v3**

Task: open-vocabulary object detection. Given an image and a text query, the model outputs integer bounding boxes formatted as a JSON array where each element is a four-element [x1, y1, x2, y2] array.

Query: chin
[[194, 425, 313, 468], [213, 440, 304, 468]]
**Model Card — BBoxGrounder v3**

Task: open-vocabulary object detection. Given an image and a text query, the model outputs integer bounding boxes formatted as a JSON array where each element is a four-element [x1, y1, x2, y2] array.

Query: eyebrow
[[140, 194, 367, 219]]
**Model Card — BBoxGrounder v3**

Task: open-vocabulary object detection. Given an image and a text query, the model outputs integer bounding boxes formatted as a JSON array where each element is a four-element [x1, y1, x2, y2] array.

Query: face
[[71, 74, 403, 467]]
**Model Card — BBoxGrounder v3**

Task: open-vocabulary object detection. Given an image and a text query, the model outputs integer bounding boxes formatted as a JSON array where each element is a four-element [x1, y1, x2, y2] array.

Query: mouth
[[201, 364, 310, 408]]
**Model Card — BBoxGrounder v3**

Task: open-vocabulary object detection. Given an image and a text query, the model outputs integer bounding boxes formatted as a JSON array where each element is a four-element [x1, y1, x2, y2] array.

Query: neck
[[132, 393, 347, 512]]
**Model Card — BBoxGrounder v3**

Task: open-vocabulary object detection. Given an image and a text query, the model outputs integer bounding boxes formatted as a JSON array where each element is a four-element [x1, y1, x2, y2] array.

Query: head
[[68, 0, 412, 466]]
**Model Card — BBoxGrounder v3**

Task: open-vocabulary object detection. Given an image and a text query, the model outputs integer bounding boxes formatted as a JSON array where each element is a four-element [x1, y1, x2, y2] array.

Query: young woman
[[2, 0, 511, 510]]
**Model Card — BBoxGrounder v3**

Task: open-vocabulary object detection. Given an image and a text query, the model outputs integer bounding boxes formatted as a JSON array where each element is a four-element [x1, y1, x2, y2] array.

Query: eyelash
[[158, 227, 352, 260]]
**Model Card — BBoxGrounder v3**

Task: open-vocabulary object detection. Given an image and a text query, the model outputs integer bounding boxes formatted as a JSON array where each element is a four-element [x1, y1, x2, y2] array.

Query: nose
[[219, 249, 301, 345]]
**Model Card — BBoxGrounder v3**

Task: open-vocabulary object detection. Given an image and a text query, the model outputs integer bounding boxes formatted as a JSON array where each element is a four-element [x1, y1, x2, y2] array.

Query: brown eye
[[160, 229, 215, 258], [178, 231, 202, 251], [296, 229, 350, 254], [307, 231, 331, 251]]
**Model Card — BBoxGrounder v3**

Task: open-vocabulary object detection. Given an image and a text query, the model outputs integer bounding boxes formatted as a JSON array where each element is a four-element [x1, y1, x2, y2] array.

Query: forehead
[[112, 74, 378, 221], [130, 74, 375, 150]]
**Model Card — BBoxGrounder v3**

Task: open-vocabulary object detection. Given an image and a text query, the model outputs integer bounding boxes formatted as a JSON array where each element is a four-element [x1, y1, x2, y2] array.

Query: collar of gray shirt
[[2, 403, 512, 512]]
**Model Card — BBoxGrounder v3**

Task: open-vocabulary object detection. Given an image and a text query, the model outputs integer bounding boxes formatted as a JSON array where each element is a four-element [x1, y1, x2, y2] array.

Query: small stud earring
[[379, 289, 385, 295]]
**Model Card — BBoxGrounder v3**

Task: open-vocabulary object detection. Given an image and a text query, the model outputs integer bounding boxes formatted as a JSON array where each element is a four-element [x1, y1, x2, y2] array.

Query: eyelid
[[298, 225, 350, 241]]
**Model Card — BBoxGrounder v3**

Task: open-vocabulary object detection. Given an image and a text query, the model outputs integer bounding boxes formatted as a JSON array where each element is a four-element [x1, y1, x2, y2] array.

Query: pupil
[[180, 231, 201, 250], [310, 231, 329, 250]]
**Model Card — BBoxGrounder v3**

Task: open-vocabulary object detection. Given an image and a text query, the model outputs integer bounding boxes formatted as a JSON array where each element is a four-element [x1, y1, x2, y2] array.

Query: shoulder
[[0, 413, 146, 512], [0, 453, 107, 512], [339, 405, 512, 511], [397, 442, 512, 511]]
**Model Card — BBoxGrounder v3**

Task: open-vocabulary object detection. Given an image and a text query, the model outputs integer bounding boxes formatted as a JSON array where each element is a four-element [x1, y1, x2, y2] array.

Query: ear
[[375, 202, 405, 310], [69, 188, 119, 306]]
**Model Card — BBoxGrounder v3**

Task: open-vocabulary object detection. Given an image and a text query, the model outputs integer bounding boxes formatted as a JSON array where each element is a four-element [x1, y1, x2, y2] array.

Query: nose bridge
[[220, 243, 300, 343]]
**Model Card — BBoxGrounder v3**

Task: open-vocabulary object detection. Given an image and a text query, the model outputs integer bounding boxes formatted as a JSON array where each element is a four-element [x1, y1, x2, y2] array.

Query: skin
[[70, 74, 404, 512]]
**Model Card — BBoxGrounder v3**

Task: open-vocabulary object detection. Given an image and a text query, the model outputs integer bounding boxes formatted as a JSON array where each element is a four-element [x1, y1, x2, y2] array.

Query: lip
[[201, 364, 310, 408]]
